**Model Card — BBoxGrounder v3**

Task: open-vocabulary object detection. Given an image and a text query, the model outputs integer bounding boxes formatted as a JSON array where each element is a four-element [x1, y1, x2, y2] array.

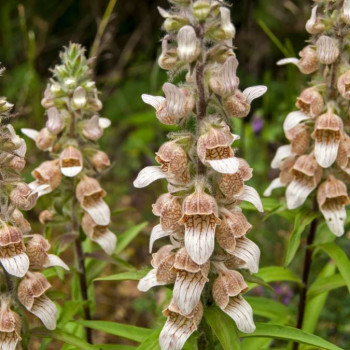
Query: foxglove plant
[[134, 1, 266, 349], [265, 0, 350, 337], [0, 68, 67, 349], [21, 43, 116, 341]]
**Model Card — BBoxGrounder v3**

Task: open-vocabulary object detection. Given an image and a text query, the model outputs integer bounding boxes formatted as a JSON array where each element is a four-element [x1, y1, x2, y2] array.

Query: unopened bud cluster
[[134, 1, 266, 349], [266, 0, 350, 237], [0, 69, 67, 349], [22, 43, 116, 255]]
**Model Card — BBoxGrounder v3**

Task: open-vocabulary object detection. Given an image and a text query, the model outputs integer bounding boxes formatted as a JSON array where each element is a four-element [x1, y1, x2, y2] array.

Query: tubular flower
[[134, 2, 266, 348], [0, 69, 65, 344], [22, 43, 116, 255], [266, 1, 350, 236]]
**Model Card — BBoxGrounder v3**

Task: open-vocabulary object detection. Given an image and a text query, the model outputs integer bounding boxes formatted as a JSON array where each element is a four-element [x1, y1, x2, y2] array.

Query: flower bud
[[155, 141, 190, 183], [32, 159, 62, 192], [152, 193, 182, 232], [11, 209, 31, 234], [39, 209, 54, 224], [46, 107, 64, 134], [83, 115, 103, 141], [158, 37, 178, 70], [76, 176, 110, 226], [224, 90, 250, 118], [17, 272, 57, 330], [41, 84, 55, 108], [71, 86, 87, 109], [209, 56, 239, 97], [7, 155, 26, 172], [177, 25, 200, 63], [1, 125, 22, 152], [90, 150, 111, 172], [59, 146, 83, 177], [192, 0, 211, 21], [337, 71, 350, 100], [10, 182, 38, 211], [219, 7, 236, 40], [296, 87, 324, 117], [305, 5, 324, 34], [81, 213, 116, 255], [0, 97, 14, 114], [35, 128, 55, 151], [316, 35, 339, 65], [0, 299, 22, 350]]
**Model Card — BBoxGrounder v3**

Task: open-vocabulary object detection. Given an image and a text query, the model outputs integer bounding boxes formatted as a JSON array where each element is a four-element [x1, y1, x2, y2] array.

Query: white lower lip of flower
[[159, 312, 198, 350], [83, 199, 111, 226], [0, 335, 20, 350], [133, 166, 167, 188], [207, 157, 239, 174], [243, 85, 267, 104], [277, 57, 299, 67], [263, 177, 285, 197], [241, 185, 264, 212], [99, 117, 111, 129], [172, 271, 208, 316], [28, 181, 52, 197], [149, 224, 171, 253], [28, 295, 57, 330], [314, 140, 340, 168], [283, 111, 310, 133], [286, 180, 314, 209], [21, 128, 39, 141], [44, 254, 70, 270], [91, 229, 117, 255], [321, 205, 346, 237], [343, 0, 350, 24], [232, 237, 260, 274], [142, 94, 165, 110], [61, 165, 83, 177], [0, 253, 29, 278], [271, 144, 293, 169], [138, 268, 168, 292], [220, 295, 255, 333]]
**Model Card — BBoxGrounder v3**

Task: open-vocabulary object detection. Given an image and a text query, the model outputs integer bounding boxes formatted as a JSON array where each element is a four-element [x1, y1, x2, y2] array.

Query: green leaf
[[248, 266, 302, 290], [136, 328, 161, 350], [204, 307, 240, 350], [94, 269, 150, 282], [285, 209, 318, 266], [58, 301, 84, 325], [307, 273, 345, 299], [93, 346, 136, 350], [73, 320, 152, 343], [32, 327, 96, 350], [239, 323, 343, 350], [245, 297, 293, 322], [301, 262, 337, 348], [115, 222, 147, 255], [317, 242, 350, 293]]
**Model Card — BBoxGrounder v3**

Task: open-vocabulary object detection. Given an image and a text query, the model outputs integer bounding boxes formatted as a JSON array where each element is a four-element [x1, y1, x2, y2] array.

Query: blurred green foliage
[[1, 0, 349, 348]]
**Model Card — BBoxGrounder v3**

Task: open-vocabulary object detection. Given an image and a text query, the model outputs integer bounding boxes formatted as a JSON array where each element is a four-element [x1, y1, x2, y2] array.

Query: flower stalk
[[134, 1, 267, 349], [0, 68, 67, 349], [265, 0, 350, 344], [22, 43, 116, 343]]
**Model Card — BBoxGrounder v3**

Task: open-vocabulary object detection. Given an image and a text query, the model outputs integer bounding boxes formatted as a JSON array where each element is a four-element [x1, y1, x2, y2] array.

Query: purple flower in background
[[252, 115, 264, 136], [273, 283, 293, 305]]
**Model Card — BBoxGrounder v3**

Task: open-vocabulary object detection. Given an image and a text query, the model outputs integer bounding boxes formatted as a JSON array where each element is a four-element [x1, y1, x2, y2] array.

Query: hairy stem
[[293, 199, 318, 350], [71, 181, 92, 343]]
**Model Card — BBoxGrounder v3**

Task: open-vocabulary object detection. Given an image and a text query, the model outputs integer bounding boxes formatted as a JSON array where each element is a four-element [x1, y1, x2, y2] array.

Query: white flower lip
[[133, 166, 167, 188]]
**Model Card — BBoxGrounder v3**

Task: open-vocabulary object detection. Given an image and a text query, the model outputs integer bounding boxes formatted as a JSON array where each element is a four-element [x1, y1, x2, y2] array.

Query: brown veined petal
[[0, 301, 22, 350], [220, 295, 255, 333], [183, 214, 218, 265], [312, 112, 343, 168], [159, 302, 203, 350], [285, 124, 310, 155], [171, 261, 209, 316], [317, 176, 349, 236]]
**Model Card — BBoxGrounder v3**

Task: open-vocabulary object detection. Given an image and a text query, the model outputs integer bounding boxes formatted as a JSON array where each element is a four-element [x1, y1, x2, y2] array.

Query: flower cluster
[[265, 0, 350, 237], [134, 1, 266, 349], [22, 43, 116, 254], [0, 69, 67, 350]]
